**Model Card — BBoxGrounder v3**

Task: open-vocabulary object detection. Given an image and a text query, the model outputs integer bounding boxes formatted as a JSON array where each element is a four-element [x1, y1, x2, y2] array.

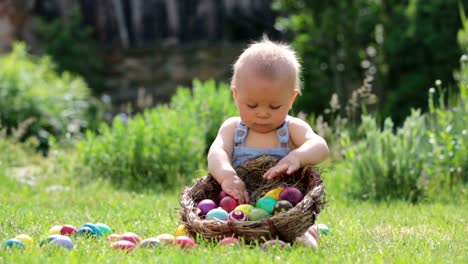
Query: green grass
[[0, 159, 467, 264]]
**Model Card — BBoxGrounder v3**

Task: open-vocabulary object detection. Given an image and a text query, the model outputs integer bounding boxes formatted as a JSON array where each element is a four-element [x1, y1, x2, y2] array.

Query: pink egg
[[111, 240, 136, 251], [220, 237, 239, 246], [197, 199, 217, 217], [120, 232, 141, 244], [174, 236, 196, 248], [219, 196, 238, 213]]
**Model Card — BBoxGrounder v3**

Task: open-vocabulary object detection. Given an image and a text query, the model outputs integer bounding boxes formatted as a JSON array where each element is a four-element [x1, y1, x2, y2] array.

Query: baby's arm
[[264, 117, 329, 180], [208, 117, 250, 203]]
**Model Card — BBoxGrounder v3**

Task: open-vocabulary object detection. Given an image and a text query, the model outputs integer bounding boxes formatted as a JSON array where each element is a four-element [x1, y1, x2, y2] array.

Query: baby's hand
[[263, 153, 301, 180], [221, 175, 250, 204]]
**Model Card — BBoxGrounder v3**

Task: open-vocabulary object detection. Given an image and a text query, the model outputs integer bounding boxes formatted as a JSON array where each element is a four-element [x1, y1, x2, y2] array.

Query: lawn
[[1, 158, 466, 264]]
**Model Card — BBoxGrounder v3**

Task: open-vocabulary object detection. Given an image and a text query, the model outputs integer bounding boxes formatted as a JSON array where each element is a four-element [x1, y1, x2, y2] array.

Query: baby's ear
[[289, 90, 299, 108], [231, 86, 238, 100]]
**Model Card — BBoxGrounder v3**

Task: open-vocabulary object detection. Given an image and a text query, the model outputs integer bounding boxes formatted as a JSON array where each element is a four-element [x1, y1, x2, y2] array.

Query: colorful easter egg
[[40, 235, 61, 247], [111, 240, 135, 251], [279, 187, 303, 205], [139, 237, 161, 248], [82, 223, 103, 237], [15, 234, 32, 245], [60, 224, 78, 236], [197, 199, 218, 217], [95, 223, 113, 236], [261, 239, 288, 250], [249, 208, 271, 221], [220, 237, 239, 246], [174, 224, 188, 237], [174, 236, 196, 248], [228, 210, 248, 221], [317, 224, 330, 235], [50, 235, 74, 250], [263, 187, 284, 200], [206, 208, 229, 220], [273, 200, 294, 215], [255, 197, 277, 214], [234, 204, 255, 218], [120, 232, 141, 244], [155, 234, 175, 245], [49, 225, 63, 235], [219, 196, 238, 213], [5, 238, 25, 250]]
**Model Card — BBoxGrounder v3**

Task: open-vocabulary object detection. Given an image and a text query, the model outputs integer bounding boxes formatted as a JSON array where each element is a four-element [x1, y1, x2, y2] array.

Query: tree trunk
[[131, 0, 143, 47], [165, 0, 179, 42], [111, 0, 129, 48]]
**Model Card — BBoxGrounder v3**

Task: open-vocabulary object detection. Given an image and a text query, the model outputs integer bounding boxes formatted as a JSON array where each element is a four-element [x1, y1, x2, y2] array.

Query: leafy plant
[[341, 111, 428, 202], [76, 80, 236, 190], [0, 42, 100, 152]]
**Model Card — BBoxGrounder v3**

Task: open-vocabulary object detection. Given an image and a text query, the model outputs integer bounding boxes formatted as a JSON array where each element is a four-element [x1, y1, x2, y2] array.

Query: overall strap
[[276, 118, 290, 148], [234, 122, 248, 146]]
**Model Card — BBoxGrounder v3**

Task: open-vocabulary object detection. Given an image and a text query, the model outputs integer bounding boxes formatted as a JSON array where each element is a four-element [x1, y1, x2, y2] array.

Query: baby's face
[[233, 71, 298, 133]]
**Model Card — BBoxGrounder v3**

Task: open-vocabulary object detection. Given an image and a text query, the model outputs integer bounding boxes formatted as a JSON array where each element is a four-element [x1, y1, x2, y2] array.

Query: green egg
[[256, 197, 277, 214], [249, 208, 271, 221]]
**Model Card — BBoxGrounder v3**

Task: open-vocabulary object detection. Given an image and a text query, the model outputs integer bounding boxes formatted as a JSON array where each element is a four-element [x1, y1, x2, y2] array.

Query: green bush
[[341, 111, 429, 202], [76, 80, 237, 190], [0, 42, 99, 152], [341, 75, 467, 202], [170, 79, 238, 153]]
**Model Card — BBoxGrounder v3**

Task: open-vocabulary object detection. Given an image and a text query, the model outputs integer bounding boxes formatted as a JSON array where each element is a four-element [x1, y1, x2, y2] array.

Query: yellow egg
[[264, 187, 284, 200], [15, 234, 33, 245], [49, 225, 63, 235], [174, 224, 188, 237], [156, 233, 175, 245], [234, 204, 255, 218]]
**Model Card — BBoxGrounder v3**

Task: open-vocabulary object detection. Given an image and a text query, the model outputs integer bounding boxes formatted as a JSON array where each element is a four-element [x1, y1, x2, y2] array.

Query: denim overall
[[231, 118, 291, 168]]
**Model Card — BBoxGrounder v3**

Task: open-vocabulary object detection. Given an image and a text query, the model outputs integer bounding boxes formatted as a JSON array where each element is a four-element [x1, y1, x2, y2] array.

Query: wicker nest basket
[[179, 155, 326, 243]]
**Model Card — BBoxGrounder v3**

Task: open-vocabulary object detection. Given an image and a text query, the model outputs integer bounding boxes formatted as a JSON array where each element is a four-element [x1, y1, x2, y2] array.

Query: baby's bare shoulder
[[288, 116, 311, 129], [219, 117, 241, 131]]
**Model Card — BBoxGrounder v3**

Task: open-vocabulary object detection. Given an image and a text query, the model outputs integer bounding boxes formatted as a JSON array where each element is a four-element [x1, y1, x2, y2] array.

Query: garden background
[[0, 0, 467, 263]]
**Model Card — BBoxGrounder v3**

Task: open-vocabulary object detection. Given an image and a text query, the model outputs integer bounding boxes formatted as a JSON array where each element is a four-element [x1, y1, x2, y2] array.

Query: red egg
[[217, 191, 229, 204], [120, 232, 141, 244], [174, 236, 196, 248], [197, 199, 217, 217], [60, 224, 78, 236], [219, 196, 238, 213], [279, 187, 304, 205], [220, 237, 239, 246], [111, 240, 135, 251], [228, 210, 248, 221]]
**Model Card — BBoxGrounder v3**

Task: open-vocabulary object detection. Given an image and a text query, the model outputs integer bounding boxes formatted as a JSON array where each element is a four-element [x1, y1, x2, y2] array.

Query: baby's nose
[[256, 108, 270, 118]]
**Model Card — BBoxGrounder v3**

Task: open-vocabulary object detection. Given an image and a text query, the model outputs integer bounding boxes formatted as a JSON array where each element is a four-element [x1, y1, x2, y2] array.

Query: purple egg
[[50, 235, 74, 250], [197, 199, 217, 217]]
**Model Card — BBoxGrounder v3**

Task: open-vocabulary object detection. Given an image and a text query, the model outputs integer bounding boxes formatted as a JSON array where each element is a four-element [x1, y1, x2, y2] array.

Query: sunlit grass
[[1, 159, 466, 264]]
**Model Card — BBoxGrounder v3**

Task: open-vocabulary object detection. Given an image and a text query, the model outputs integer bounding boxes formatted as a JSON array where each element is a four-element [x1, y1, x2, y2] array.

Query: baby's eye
[[247, 104, 257, 109], [270, 105, 281, 110]]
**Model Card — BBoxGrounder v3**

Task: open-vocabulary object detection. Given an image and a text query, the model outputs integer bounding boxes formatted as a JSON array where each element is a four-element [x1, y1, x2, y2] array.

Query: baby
[[207, 38, 329, 248]]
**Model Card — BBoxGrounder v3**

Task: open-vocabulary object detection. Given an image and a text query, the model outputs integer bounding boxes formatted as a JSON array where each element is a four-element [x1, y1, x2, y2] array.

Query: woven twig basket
[[179, 155, 325, 243]]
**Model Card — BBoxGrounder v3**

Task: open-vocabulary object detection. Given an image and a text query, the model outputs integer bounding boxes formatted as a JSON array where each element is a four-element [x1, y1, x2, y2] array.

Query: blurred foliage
[[76, 80, 237, 190], [273, 0, 465, 124], [170, 79, 238, 153], [34, 6, 103, 93], [0, 42, 101, 153]]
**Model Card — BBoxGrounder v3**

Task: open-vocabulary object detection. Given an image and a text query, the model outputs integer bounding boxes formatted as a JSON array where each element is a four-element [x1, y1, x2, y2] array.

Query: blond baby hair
[[231, 37, 302, 93]]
